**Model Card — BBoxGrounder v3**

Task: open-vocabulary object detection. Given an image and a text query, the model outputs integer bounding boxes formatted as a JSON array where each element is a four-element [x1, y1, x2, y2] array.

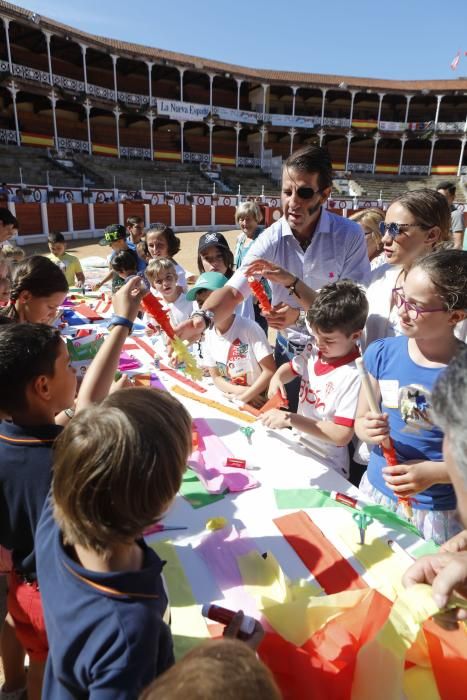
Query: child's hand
[[237, 393, 265, 409], [92, 282, 101, 291], [267, 374, 287, 400], [223, 610, 265, 650], [361, 410, 389, 443], [260, 408, 291, 429], [109, 374, 133, 393], [441, 530, 467, 554], [382, 460, 436, 496], [112, 276, 145, 322], [263, 302, 299, 331]]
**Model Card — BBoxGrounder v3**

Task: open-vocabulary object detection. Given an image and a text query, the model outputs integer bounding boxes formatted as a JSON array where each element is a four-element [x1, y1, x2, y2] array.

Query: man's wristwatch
[[190, 309, 215, 330], [107, 315, 133, 334], [295, 309, 307, 329]]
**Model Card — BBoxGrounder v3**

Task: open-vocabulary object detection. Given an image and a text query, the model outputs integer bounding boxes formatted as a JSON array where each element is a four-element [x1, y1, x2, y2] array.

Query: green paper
[[180, 468, 226, 509], [411, 539, 439, 559], [274, 488, 422, 537]]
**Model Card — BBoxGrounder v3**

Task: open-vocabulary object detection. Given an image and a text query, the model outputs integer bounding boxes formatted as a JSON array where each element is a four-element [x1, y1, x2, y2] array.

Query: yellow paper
[[351, 583, 467, 700], [151, 541, 209, 659], [328, 508, 414, 600], [403, 667, 440, 700], [237, 550, 372, 646]]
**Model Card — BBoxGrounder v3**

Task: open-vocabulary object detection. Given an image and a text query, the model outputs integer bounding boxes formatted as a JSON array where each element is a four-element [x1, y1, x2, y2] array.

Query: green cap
[[186, 271, 228, 301]]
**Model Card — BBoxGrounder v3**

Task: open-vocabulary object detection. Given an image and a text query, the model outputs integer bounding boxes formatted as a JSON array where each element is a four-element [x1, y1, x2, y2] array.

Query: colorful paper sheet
[[274, 487, 421, 537], [351, 584, 467, 700], [189, 418, 259, 494], [172, 385, 256, 422], [274, 511, 367, 594], [424, 619, 467, 700], [180, 468, 226, 508], [118, 352, 142, 371], [150, 541, 210, 659]]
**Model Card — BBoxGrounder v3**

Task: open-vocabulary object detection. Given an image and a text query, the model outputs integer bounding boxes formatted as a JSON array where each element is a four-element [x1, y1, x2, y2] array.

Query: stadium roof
[[3, 1, 467, 93]]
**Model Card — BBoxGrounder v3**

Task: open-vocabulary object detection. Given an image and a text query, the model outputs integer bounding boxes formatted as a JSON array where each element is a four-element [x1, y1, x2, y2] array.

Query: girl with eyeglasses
[[355, 249, 467, 544], [362, 189, 453, 349]]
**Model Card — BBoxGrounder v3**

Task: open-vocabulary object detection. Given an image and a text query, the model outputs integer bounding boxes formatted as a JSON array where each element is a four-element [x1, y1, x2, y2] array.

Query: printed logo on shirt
[[399, 383, 434, 432], [324, 381, 334, 396], [225, 338, 250, 386], [299, 379, 326, 410]]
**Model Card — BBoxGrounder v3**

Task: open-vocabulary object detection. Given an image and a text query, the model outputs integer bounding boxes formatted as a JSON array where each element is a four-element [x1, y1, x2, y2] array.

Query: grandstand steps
[[352, 174, 466, 204], [0, 145, 84, 188], [221, 168, 280, 196]]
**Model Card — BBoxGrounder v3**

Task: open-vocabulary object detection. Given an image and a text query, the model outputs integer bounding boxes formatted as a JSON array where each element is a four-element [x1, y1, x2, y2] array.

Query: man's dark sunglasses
[[294, 186, 322, 200]]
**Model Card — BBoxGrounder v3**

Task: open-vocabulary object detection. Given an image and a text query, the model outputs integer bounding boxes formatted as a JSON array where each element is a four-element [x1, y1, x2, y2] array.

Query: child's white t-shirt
[[203, 315, 272, 387], [290, 340, 361, 477]]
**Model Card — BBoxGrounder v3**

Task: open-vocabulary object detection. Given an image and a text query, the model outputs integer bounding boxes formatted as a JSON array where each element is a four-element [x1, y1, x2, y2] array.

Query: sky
[[14, 0, 467, 81]]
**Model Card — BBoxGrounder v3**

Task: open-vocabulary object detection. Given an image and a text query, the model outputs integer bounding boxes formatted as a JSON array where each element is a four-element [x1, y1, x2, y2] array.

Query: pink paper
[[196, 525, 261, 617], [118, 352, 142, 371], [188, 418, 259, 494]]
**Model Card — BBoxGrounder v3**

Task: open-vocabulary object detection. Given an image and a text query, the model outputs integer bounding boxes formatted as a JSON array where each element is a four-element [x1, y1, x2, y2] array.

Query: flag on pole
[[451, 50, 461, 71]]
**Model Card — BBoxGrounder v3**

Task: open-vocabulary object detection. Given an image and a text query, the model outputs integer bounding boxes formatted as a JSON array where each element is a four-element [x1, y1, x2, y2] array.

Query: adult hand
[[402, 551, 467, 629], [112, 276, 146, 322], [223, 610, 265, 650], [360, 411, 390, 444], [260, 408, 291, 429], [173, 316, 206, 343], [440, 530, 467, 554], [92, 282, 101, 291], [246, 259, 295, 287], [263, 302, 299, 330]]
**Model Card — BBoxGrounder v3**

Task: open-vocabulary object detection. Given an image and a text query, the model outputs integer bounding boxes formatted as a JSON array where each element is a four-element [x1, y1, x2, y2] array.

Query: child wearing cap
[[261, 280, 368, 477], [46, 233, 85, 287], [94, 224, 140, 294], [189, 271, 276, 407], [197, 232, 255, 322]]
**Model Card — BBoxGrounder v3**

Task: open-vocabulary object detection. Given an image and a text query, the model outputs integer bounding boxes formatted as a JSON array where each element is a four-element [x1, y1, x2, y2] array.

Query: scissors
[[352, 512, 373, 545]]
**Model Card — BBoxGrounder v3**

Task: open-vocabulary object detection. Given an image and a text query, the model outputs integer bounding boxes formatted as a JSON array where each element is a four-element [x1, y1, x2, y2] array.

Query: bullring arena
[[1, 1, 467, 699]]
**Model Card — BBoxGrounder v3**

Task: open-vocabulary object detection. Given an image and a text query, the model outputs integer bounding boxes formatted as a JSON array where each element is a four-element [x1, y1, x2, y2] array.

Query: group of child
[[1, 197, 467, 698]]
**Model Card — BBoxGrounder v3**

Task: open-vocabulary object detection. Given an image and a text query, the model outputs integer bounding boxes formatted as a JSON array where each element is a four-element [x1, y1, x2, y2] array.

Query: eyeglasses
[[284, 186, 321, 200], [379, 222, 426, 239], [392, 287, 446, 320]]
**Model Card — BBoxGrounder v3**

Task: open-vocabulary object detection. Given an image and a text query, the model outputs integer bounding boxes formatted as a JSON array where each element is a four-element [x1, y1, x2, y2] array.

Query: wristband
[[287, 276, 301, 298], [190, 309, 214, 330], [107, 315, 133, 334]]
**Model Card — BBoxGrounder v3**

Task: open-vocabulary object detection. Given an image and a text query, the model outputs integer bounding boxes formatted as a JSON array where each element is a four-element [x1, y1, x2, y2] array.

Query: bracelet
[[287, 276, 301, 298], [64, 408, 75, 419], [107, 315, 133, 334]]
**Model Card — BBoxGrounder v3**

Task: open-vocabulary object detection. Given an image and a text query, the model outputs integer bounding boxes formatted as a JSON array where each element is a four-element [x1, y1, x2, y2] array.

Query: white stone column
[[318, 128, 325, 147], [234, 122, 241, 166], [261, 83, 268, 119], [111, 54, 119, 102], [235, 78, 242, 111], [345, 130, 353, 170], [113, 106, 121, 157], [208, 73, 215, 112], [289, 127, 296, 156], [291, 85, 298, 117], [260, 125, 267, 168], [179, 121, 184, 163], [83, 99, 92, 154], [3, 18, 12, 72], [372, 133, 380, 174], [207, 117, 214, 166], [377, 93, 385, 126], [404, 95, 413, 124], [40, 202, 49, 235], [8, 81, 20, 146], [43, 31, 53, 86], [457, 137, 466, 176], [348, 90, 357, 126], [80, 44, 88, 93], [146, 61, 154, 106], [178, 67, 185, 102], [147, 111, 155, 161], [434, 94, 444, 128], [320, 88, 327, 127], [66, 201, 74, 237], [49, 90, 59, 148], [428, 136, 437, 174], [398, 135, 407, 174]]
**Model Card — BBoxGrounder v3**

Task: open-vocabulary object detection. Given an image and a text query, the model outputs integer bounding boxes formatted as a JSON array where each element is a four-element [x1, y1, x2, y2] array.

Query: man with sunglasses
[[176, 145, 370, 410]]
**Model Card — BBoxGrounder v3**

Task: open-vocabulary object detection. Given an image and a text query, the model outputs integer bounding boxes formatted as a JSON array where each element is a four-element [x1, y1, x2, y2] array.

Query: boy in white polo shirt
[[261, 280, 368, 476]]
